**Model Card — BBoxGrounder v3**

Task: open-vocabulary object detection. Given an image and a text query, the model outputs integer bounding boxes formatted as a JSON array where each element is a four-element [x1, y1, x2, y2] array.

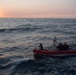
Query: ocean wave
[[0, 18, 76, 75], [0, 27, 42, 33]]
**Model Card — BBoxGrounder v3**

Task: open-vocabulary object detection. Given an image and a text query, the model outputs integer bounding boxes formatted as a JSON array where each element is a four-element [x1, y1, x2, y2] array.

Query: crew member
[[39, 43, 43, 50]]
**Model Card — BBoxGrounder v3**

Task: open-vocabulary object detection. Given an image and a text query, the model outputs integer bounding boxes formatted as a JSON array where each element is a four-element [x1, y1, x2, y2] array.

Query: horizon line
[[0, 17, 76, 19]]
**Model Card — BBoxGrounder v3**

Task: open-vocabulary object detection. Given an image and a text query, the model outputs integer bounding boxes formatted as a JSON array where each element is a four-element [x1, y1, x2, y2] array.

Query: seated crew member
[[63, 43, 69, 50], [56, 43, 64, 50]]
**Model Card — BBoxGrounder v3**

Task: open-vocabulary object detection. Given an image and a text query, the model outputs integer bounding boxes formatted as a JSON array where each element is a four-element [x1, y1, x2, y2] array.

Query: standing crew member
[[39, 43, 43, 50]]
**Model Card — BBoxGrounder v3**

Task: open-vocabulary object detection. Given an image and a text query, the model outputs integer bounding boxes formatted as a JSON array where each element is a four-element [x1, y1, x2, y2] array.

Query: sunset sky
[[0, 0, 76, 18]]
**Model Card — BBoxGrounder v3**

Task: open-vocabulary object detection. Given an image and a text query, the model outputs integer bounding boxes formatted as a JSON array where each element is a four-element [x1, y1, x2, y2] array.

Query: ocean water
[[0, 18, 76, 75]]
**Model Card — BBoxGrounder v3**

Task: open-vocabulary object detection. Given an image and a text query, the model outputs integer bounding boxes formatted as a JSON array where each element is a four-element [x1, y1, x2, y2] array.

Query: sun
[[0, 9, 6, 18], [0, 12, 4, 18]]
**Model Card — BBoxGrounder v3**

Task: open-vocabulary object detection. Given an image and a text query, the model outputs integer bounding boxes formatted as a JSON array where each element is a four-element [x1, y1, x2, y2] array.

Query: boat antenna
[[53, 36, 57, 46]]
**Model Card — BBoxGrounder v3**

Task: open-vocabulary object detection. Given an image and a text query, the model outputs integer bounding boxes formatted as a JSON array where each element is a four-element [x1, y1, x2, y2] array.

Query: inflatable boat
[[33, 48, 76, 58]]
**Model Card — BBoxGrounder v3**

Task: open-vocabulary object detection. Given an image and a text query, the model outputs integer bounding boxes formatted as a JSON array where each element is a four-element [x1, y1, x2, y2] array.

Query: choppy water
[[0, 18, 76, 75]]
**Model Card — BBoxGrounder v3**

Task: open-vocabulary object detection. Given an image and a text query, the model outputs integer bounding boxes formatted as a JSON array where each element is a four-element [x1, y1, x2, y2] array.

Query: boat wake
[[0, 57, 76, 75]]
